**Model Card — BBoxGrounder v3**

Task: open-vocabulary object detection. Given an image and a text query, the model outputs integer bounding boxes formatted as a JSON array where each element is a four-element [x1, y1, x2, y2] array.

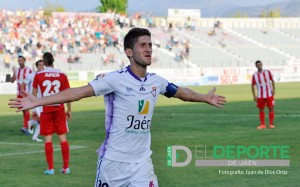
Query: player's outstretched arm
[[9, 85, 95, 112], [173, 87, 226, 108]]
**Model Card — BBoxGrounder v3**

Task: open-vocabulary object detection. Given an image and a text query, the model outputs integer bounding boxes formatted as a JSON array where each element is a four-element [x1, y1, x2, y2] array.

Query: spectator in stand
[[4, 52, 11, 69], [184, 40, 191, 58]]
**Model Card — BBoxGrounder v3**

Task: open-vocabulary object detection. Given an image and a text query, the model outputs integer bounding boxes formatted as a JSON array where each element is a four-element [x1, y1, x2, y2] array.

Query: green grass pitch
[[0, 82, 299, 187]]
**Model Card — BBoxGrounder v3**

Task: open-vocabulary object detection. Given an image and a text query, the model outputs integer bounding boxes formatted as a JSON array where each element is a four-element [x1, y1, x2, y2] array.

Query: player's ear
[[125, 48, 133, 58]]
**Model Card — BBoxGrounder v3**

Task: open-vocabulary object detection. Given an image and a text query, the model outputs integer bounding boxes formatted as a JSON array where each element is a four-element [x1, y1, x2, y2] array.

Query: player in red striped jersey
[[11, 56, 33, 134], [251, 61, 275, 129]]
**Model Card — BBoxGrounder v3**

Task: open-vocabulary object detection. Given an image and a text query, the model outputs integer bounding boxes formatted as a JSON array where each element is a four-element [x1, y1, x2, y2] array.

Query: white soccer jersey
[[89, 66, 177, 163], [23, 72, 35, 95], [24, 72, 42, 115], [24, 72, 42, 98]]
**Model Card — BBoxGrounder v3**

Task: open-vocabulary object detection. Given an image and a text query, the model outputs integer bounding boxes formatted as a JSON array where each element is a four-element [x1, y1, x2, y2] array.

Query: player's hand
[[206, 87, 226, 108], [8, 90, 37, 112], [66, 111, 71, 121], [272, 90, 275, 95], [253, 96, 257, 101]]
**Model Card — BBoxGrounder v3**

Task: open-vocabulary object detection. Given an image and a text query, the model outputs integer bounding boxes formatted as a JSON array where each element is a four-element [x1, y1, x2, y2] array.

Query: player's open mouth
[[145, 55, 151, 58]]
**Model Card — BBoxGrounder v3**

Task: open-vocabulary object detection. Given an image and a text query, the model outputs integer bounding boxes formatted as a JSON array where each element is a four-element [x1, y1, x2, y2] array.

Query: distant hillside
[[127, 0, 237, 17], [127, 0, 300, 17], [222, 0, 300, 17]]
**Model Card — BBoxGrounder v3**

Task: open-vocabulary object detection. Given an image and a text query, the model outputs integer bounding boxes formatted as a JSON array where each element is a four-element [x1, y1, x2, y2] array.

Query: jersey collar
[[126, 66, 148, 82]]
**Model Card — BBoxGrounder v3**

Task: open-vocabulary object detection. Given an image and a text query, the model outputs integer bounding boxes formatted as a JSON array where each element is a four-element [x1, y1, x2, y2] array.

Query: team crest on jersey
[[151, 86, 157, 97], [138, 100, 150, 114]]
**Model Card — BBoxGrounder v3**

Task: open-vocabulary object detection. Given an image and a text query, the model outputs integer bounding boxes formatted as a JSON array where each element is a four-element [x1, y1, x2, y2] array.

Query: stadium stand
[[0, 9, 299, 73], [232, 28, 300, 59]]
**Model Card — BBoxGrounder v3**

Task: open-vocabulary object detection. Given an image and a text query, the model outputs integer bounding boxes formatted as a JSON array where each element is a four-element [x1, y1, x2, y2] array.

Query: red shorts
[[17, 95, 24, 98], [40, 109, 68, 136], [256, 96, 274, 109], [17, 95, 25, 110]]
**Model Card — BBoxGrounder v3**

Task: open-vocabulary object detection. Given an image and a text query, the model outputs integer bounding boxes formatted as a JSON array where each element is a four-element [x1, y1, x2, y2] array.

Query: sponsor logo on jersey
[[138, 100, 149, 114], [139, 86, 145, 91], [126, 115, 151, 132], [125, 100, 151, 134], [126, 87, 134, 93], [125, 86, 136, 96]]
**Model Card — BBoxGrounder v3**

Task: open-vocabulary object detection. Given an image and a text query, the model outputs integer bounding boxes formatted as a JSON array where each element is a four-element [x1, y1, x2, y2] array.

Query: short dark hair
[[35, 59, 43, 67], [124, 27, 151, 50], [255, 60, 262, 65], [43, 52, 54, 66], [18, 56, 26, 61]]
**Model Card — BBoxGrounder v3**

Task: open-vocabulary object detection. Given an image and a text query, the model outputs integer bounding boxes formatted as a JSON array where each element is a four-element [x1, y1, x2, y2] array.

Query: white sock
[[32, 123, 40, 140]]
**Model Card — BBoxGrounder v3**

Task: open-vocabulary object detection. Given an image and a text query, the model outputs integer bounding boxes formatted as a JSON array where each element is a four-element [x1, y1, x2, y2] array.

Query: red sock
[[269, 111, 274, 125], [60, 141, 70, 169], [45, 142, 54, 170], [23, 110, 30, 128], [259, 111, 265, 125]]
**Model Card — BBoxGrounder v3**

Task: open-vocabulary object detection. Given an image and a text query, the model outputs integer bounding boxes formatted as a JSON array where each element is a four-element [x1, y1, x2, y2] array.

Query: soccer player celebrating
[[251, 60, 275, 129], [9, 28, 226, 185], [21, 59, 44, 142], [11, 56, 33, 134], [32, 52, 72, 175]]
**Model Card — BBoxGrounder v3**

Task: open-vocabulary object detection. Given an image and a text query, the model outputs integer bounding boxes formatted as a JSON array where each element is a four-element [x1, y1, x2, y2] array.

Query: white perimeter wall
[[1, 64, 300, 95]]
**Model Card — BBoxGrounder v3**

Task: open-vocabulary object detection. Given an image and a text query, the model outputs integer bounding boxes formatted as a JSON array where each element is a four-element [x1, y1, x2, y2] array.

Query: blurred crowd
[[0, 9, 150, 68], [0, 9, 195, 70]]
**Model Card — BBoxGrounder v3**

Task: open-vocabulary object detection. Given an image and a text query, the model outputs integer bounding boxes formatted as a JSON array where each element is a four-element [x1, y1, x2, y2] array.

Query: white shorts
[[31, 106, 42, 116], [95, 157, 158, 187], [35, 106, 42, 116]]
